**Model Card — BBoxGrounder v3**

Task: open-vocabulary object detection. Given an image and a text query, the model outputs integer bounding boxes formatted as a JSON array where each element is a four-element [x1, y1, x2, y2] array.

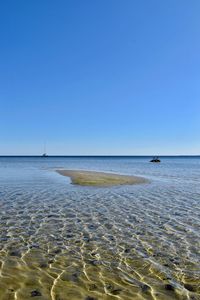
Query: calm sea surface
[[0, 157, 199, 300]]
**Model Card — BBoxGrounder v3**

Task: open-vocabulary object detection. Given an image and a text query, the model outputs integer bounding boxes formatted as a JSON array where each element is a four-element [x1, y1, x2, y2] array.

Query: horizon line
[[0, 155, 199, 157]]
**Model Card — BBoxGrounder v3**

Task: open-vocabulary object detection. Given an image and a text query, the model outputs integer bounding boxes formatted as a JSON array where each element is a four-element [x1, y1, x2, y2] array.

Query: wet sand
[[56, 170, 148, 186]]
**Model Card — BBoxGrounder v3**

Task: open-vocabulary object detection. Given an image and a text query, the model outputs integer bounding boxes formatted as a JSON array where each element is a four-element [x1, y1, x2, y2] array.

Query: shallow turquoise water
[[0, 157, 199, 300]]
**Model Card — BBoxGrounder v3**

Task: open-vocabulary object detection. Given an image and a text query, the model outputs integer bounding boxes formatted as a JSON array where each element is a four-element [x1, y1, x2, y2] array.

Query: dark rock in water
[[66, 234, 73, 238], [111, 288, 122, 295], [29, 244, 40, 249], [163, 263, 170, 267], [31, 290, 42, 297], [48, 259, 54, 264], [89, 260, 100, 266], [124, 248, 130, 253], [9, 250, 21, 257], [141, 284, 150, 292], [106, 284, 122, 295], [165, 277, 172, 280], [150, 157, 161, 163], [47, 214, 59, 218], [88, 224, 95, 229], [164, 284, 175, 291], [47, 214, 54, 218], [85, 297, 97, 300], [83, 237, 90, 242], [106, 284, 113, 290], [54, 249, 62, 254], [184, 284, 196, 292]]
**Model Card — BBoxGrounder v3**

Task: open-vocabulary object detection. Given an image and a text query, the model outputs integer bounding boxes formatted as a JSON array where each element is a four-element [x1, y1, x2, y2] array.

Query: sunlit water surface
[[0, 157, 200, 300]]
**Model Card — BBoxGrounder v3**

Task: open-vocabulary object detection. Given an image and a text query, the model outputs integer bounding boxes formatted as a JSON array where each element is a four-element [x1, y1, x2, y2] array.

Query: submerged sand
[[56, 169, 148, 186]]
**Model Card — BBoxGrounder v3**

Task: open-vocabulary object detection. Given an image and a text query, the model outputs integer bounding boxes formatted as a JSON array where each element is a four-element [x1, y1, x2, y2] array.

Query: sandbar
[[56, 169, 148, 187]]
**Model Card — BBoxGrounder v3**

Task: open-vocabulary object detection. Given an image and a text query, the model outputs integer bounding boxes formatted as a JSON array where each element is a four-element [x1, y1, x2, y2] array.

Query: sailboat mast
[[42, 142, 48, 157], [44, 142, 46, 154]]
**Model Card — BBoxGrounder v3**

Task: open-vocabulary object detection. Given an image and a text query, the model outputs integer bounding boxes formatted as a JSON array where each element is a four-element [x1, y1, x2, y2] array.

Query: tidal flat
[[0, 156, 200, 300]]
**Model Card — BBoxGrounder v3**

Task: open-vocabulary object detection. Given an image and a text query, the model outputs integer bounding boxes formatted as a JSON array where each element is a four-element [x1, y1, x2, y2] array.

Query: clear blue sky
[[0, 0, 199, 155]]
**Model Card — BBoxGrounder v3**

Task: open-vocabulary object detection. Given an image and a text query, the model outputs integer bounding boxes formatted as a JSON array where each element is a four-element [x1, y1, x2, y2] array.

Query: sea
[[0, 156, 199, 300]]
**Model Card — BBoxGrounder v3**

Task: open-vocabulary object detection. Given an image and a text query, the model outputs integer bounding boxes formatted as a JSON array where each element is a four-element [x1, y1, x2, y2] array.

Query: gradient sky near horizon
[[0, 0, 199, 155]]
